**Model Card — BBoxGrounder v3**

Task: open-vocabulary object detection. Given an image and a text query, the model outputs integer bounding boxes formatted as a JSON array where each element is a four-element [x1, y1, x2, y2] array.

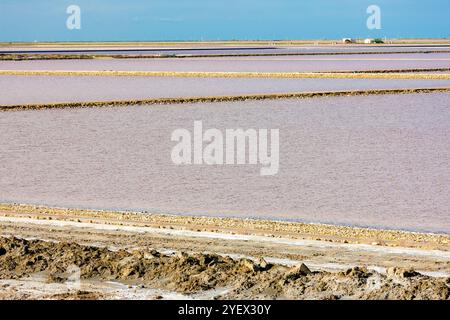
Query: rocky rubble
[[0, 236, 448, 300]]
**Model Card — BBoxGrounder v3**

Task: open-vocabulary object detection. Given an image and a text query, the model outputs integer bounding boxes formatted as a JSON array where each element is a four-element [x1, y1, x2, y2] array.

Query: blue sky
[[0, 0, 449, 41]]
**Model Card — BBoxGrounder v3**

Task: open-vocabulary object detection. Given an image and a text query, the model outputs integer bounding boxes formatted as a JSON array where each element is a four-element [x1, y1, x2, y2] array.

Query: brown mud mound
[[0, 236, 448, 300], [44, 290, 105, 300]]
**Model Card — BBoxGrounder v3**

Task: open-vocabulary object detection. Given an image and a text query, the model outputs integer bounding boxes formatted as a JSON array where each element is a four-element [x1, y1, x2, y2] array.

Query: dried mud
[[0, 236, 448, 300]]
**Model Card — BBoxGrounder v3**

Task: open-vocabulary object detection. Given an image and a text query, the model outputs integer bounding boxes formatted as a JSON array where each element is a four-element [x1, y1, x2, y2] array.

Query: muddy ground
[[0, 204, 449, 300], [0, 236, 449, 300]]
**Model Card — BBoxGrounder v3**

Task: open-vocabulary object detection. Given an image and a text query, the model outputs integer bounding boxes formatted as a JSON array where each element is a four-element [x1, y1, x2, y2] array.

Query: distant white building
[[364, 38, 375, 44]]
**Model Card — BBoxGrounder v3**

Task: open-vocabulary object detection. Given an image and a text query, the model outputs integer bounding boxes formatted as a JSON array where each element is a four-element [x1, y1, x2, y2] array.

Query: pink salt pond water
[[0, 93, 449, 234]]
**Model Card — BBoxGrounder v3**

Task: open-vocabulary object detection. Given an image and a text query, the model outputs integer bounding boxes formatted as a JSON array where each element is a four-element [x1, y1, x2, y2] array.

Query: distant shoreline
[[2, 39, 450, 47]]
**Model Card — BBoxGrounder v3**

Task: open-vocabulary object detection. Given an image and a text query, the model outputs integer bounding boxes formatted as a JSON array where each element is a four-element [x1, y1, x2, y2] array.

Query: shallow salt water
[[0, 93, 449, 233], [1, 75, 450, 106], [2, 44, 450, 56], [1, 53, 449, 72]]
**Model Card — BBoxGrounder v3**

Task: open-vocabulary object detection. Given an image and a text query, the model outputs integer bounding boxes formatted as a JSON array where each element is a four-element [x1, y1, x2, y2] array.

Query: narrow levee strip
[[0, 216, 449, 260], [3, 204, 448, 247], [328, 67, 450, 74], [2, 87, 450, 111]]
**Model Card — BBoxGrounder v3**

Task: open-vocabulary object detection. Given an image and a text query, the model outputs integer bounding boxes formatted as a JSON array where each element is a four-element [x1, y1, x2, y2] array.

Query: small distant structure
[[364, 38, 384, 44], [342, 38, 355, 44]]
